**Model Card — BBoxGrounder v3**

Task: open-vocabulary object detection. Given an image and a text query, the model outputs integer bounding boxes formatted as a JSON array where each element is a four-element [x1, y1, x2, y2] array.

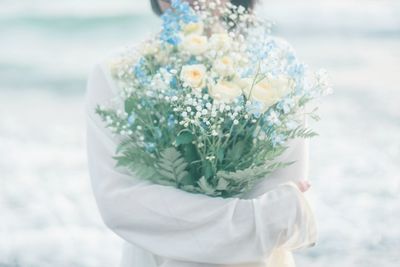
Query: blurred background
[[0, 0, 399, 266]]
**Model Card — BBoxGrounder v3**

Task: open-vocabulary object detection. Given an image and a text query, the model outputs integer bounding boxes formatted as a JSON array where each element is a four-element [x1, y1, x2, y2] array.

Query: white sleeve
[[85, 62, 317, 264]]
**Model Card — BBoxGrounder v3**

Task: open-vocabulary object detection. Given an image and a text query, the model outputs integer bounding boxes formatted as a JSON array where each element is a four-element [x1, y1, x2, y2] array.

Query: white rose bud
[[209, 80, 243, 103], [249, 75, 294, 111], [180, 64, 207, 91], [183, 22, 204, 36], [182, 35, 208, 55], [209, 33, 232, 52], [213, 56, 235, 77]]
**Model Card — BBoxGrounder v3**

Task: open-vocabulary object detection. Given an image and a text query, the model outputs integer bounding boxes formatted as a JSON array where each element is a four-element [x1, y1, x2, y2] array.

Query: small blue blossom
[[187, 57, 198, 65], [288, 63, 305, 94], [248, 101, 264, 118], [277, 98, 295, 114], [265, 110, 281, 126], [199, 121, 209, 132], [241, 68, 254, 77], [145, 142, 156, 153], [160, 0, 198, 46], [127, 113, 136, 125], [133, 58, 150, 84], [286, 51, 296, 64], [140, 98, 156, 108], [167, 114, 176, 129], [236, 95, 245, 104], [154, 127, 163, 139], [286, 120, 299, 130], [271, 133, 286, 147], [169, 76, 178, 89]]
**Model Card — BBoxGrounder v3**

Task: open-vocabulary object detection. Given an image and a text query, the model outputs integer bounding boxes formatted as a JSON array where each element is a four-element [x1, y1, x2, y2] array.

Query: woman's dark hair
[[151, 0, 256, 16]]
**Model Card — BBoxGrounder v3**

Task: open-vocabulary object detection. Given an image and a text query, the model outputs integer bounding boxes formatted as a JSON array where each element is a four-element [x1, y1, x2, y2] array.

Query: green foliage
[[197, 176, 218, 196], [263, 146, 288, 161], [202, 161, 214, 179], [288, 127, 318, 139], [217, 162, 292, 197], [124, 98, 136, 113], [156, 147, 191, 186], [111, 138, 157, 179], [226, 140, 247, 161], [176, 131, 194, 145]]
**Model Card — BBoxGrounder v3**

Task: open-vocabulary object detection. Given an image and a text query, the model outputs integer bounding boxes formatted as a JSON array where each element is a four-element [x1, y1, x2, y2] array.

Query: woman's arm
[[85, 62, 316, 264]]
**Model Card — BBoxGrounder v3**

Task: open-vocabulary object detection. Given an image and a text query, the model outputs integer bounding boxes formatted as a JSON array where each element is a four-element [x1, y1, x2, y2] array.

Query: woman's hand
[[296, 180, 311, 193]]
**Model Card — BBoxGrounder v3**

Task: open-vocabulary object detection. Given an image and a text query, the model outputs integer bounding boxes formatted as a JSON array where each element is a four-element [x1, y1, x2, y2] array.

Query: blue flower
[[167, 114, 175, 129], [127, 113, 136, 125], [187, 56, 198, 65], [133, 58, 149, 84], [199, 121, 208, 131], [288, 63, 305, 93], [277, 98, 295, 114], [140, 98, 155, 108], [286, 51, 296, 64], [248, 101, 264, 118], [265, 110, 281, 126], [145, 143, 156, 153], [154, 127, 163, 138], [286, 120, 298, 130], [236, 95, 245, 105], [169, 76, 178, 89], [271, 133, 286, 147], [160, 0, 199, 46]]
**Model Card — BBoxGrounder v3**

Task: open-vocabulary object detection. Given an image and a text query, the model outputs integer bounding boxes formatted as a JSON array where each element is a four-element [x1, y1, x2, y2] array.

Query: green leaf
[[176, 131, 194, 145], [197, 176, 216, 196], [180, 175, 194, 186], [182, 143, 201, 180], [203, 161, 213, 179], [113, 156, 132, 168], [264, 146, 288, 161], [183, 143, 199, 161], [216, 178, 229, 191], [113, 154, 159, 182], [215, 165, 279, 197], [156, 147, 190, 185], [216, 148, 224, 162], [124, 98, 136, 113], [227, 140, 246, 161], [288, 127, 319, 139]]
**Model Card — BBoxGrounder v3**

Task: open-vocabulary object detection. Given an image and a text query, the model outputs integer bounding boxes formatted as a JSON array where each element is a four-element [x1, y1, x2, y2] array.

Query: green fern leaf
[[197, 176, 217, 196], [156, 147, 190, 185]]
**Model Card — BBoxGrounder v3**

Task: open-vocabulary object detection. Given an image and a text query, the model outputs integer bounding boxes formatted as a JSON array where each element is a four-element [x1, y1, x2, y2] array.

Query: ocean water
[[0, 0, 399, 266]]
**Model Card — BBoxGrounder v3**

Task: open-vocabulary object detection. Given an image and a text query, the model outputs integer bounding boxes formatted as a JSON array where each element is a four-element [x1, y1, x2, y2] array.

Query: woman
[[85, 0, 317, 266]]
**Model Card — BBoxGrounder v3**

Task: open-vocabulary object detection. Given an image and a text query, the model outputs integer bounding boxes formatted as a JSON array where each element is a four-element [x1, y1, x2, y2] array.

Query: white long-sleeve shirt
[[85, 59, 317, 267]]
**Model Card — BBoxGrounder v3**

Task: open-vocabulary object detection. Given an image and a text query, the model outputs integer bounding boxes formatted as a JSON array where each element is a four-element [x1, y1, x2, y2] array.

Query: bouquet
[[96, 0, 331, 198]]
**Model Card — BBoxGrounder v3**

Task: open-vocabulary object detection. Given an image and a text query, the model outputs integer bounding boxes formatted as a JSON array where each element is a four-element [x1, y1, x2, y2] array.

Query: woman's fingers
[[297, 180, 311, 192]]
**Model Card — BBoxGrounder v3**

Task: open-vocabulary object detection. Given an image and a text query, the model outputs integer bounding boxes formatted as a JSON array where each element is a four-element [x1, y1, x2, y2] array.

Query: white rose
[[213, 56, 235, 77], [180, 64, 207, 90], [209, 80, 243, 103], [209, 33, 232, 52], [182, 35, 208, 55], [250, 76, 294, 111], [183, 22, 204, 35], [272, 75, 295, 97], [236, 77, 253, 96]]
